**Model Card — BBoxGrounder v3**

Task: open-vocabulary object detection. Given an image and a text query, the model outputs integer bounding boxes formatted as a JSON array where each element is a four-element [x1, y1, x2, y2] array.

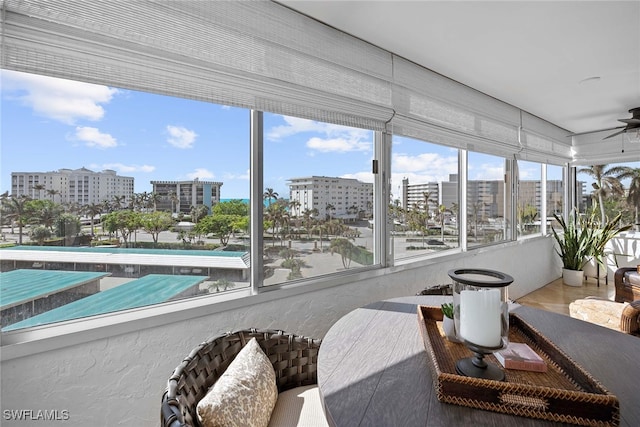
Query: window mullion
[[250, 110, 264, 294]]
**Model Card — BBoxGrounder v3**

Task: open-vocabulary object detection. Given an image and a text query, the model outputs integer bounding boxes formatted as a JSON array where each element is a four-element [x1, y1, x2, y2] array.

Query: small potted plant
[[441, 302, 460, 342]]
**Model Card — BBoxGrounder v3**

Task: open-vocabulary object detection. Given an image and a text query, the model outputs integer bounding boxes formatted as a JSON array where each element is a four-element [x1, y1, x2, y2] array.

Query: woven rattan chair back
[[160, 328, 322, 427]]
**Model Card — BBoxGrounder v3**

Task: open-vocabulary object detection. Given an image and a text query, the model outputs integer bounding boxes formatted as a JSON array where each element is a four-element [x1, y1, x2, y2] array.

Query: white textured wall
[[0, 237, 557, 426]]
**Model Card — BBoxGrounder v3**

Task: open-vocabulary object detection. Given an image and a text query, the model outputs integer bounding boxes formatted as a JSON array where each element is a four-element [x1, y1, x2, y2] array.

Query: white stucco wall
[[0, 237, 558, 426]]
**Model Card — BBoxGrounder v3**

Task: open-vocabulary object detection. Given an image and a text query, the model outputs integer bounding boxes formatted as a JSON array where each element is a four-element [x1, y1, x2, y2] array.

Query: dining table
[[317, 295, 640, 426]]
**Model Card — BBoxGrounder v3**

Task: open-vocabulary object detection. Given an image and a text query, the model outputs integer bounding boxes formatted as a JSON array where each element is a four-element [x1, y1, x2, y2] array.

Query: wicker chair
[[614, 267, 640, 303], [161, 329, 322, 427]]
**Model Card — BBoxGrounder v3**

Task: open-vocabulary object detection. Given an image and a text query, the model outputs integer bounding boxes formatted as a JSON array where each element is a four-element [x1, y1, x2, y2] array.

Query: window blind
[[1, 0, 571, 162]]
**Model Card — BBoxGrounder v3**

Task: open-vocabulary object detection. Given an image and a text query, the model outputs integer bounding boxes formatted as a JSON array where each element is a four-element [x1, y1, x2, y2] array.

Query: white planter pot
[[583, 257, 607, 279], [562, 268, 584, 287], [442, 316, 462, 342]]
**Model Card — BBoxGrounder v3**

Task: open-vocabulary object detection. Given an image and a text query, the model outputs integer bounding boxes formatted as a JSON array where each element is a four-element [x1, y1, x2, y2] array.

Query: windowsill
[[0, 235, 549, 361]]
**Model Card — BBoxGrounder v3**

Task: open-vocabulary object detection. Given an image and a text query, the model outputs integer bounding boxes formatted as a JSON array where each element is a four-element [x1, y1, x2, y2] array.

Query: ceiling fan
[[569, 107, 640, 140]]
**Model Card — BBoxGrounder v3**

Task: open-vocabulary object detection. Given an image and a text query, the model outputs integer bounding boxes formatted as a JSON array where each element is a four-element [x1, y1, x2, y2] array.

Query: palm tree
[[615, 166, 640, 230], [577, 164, 626, 225], [325, 203, 335, 220], [31, 184, 45, 199], [46, 189, 60, 203], [148, 192, 162, 212], [168, 191, 179, 214], [2, 195, 31, 244], [84, 203, 104, 235], [288, 199, 301, 218], [112, 195, 126, 211], [263, 188, 279, 207]]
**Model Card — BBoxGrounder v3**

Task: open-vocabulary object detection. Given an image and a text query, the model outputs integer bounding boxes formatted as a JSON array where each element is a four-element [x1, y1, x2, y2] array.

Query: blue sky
[[1, 70, 633, 200]]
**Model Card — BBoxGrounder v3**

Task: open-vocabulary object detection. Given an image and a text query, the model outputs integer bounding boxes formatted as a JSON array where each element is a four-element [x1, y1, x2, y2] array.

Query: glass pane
[[547, 164, 565, 230], [0, 70, 250, 331], [262, 114, 375, 285], [577, 162, 640, 225], [517, 161, 542, 237], [391, 136, 459, 261], [467, 152, 507, 247]]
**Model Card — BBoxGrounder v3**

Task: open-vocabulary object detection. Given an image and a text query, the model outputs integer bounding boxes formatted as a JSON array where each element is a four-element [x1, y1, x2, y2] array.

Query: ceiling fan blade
[[567, 126, 624, 137], [619, 118, 640, 124], [603, 129, 627, 140]]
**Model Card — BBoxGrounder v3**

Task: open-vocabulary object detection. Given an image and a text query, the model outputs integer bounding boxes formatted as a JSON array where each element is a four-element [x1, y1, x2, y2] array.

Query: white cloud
[[166, 125, 197, 149], [186, 168, 215, 180], [267, 115, 372, 154], [89, 163, 155, 173], [2, 70, 118, 124], [223, 169, 250, 181], [393, 152, 458, 174], [340, 171, 374, 184], [306, 136, 370, 153], [74, 126, 118, 149]]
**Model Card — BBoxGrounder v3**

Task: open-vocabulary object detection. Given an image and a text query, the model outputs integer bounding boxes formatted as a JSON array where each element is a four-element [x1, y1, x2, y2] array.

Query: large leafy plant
[[551, 210, 592, 271], [552, 205, 631, 271]]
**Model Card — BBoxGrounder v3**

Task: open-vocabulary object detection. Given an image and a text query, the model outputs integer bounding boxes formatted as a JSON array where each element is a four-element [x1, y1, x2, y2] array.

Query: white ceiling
[[279, 1, 640, 136]]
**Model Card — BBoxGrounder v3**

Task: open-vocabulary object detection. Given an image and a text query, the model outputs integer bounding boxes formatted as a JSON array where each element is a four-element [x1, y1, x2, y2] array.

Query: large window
[[1, 70, 252, 330], [0, 68, 580, 334], [577, 162, 640, 226], [262, 114, 375, 285], [466, 152, 509, 247], [517, 161, 543, 237], [391, 136, 459, 261], [547, 164, 565, 231]]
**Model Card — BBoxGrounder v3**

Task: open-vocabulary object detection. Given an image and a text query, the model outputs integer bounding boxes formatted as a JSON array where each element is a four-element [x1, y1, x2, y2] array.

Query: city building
[[11, 168, 134, 207], [151, 179, 223, 215], [401, 178, 439, 212], [288, 176, 373, 220]]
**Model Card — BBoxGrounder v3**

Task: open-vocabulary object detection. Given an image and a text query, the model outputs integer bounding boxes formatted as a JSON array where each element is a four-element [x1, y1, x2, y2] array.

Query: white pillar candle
[[459, 288, 502, 348]]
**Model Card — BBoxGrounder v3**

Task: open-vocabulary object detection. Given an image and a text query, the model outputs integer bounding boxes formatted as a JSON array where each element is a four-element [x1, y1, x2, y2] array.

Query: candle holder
[[448, 268, 513, 381]]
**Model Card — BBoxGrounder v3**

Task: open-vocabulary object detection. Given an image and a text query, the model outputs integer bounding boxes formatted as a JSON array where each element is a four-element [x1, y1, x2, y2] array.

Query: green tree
[[1, 195, 31, 244], [168, 191, 179, 214], [190, 205, 209, 224], [213, 200, 249, 216], [578, 164, 626, 225], [27, 199, 62, 231], [329, 237, 357, 269], [102, 210, 141, 247], [615, 166, 640, 229], [140, 211, 174, 243], [46, 189, 60, 203], [54, 213, 82, 239], [195, 214, 238, 245], [83, 203, 104, 235], [208, 278, 236, 293], [32, 183, 45, 199], [263, 188, 278, 207], [30, 225, 52, 245]]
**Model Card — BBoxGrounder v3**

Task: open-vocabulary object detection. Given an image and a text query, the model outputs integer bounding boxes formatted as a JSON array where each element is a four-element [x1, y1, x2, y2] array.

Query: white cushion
[[268, 385, 330, 427], [197, 338, 278, 427]]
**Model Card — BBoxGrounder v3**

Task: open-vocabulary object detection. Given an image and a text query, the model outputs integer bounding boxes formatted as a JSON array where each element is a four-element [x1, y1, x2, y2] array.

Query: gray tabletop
[[318, 295, 640, 427]]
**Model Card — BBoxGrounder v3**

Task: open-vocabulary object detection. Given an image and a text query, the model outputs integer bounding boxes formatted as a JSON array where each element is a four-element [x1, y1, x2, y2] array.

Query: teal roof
[[1, 245, 246, 258], [0, 270, 110, 309], [2, 274, 208, 331]]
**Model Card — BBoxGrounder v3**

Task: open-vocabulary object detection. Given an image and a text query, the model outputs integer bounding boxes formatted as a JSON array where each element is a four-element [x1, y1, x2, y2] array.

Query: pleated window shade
[[1, 0, 571, 162]]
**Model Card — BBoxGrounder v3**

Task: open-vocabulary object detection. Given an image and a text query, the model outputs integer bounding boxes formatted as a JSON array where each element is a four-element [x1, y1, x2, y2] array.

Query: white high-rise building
[[11, 168, 134, 206], [287, 176, 373, 220]]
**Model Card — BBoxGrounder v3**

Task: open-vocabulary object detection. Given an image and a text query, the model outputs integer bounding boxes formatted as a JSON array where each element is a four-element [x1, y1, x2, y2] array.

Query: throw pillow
[[197, 337, 278, 427]]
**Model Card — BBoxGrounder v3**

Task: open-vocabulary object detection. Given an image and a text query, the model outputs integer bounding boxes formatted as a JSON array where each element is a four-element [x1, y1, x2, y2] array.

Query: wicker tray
[[417, 305, 620, 426]]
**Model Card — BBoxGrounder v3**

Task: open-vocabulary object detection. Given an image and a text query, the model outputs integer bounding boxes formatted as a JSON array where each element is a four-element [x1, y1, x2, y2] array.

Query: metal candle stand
[[448, 268, 514, 382]]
